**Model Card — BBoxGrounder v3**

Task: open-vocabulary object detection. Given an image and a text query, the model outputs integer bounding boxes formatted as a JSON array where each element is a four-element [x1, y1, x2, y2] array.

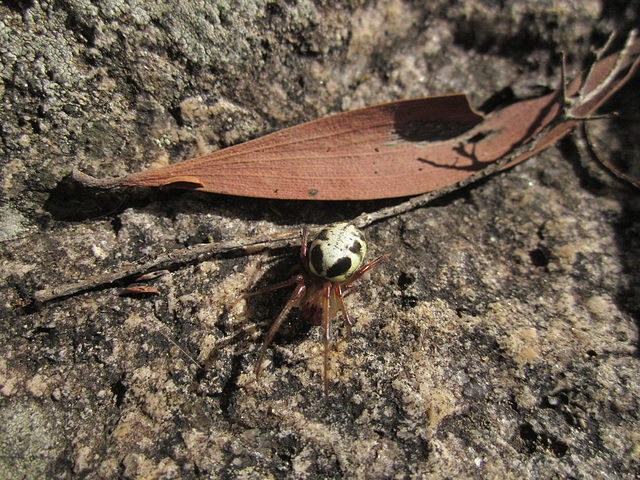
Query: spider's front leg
[[344, 253, 392, 285], [299, 227, 312, 275], [334, 253, 391, 341]]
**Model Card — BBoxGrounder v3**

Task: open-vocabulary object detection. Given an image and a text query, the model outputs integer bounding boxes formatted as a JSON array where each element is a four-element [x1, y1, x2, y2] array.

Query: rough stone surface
[[1, 0, 639, 479]]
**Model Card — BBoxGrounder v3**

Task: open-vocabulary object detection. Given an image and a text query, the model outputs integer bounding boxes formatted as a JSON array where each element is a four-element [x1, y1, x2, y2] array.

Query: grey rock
[[1, 1, 638, 479]]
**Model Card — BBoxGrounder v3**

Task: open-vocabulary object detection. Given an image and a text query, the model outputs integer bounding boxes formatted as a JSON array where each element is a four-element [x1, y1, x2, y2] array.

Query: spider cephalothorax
[[251, 222, 389, 400]]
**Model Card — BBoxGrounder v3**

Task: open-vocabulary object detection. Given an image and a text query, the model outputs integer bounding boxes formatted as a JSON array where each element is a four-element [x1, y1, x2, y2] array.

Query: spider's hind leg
[[255, 275, 306, 377], [244, 275, 301, 298], [335, 284, 354, 341], [321, 281, 331, 402]]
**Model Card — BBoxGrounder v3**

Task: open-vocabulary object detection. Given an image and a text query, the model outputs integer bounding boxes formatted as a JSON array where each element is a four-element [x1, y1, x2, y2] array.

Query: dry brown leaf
[[74, 37, 640, 201]]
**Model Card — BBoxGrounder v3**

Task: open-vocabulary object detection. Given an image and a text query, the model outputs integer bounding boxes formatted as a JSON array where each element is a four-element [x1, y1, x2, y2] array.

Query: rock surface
[[1, 1, 639, 478]]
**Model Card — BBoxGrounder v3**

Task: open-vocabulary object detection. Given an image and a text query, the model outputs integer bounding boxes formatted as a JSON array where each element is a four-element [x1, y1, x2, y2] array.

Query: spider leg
[[255, 277, 307, 378], [335, 253, 390, 343], [334, 284, 353, 340], [341, 285, 357, 297], [321, 281, 331, 401], [343, 253, 391, 285], [300, 227, 309, 258], [246, 226, 309, 298], [299, 227, 312, 276], [244, 275, 302, 298]]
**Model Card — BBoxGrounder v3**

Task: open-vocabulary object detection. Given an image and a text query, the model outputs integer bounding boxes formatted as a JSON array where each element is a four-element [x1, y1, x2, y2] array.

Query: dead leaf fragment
[[120, 286, 161, 297], [75, 36, 640, 200]]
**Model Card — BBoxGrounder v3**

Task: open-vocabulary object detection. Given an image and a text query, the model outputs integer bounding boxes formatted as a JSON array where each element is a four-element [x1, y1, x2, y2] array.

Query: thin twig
[[353, 110, 564, 229], [579, 122, 640, 190], [33, 231, 301, 303]]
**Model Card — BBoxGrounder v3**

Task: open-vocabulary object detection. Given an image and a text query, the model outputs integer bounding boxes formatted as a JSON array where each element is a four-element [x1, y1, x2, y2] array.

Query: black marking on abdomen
[[349, 241, 362, 255], [310, 246, 324, 275], [326, 257, 352, 279]]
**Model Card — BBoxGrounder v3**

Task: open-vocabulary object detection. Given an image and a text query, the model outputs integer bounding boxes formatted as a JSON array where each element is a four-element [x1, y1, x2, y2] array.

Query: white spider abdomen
[[309, 223, 367, 281]]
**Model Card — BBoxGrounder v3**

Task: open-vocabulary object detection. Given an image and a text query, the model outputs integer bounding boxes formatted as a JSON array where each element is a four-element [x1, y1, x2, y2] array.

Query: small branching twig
[[578, 31, 637, 108]]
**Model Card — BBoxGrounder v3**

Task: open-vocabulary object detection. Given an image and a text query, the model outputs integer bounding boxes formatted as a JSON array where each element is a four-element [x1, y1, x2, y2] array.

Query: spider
[[249, 222, 390, 400]]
